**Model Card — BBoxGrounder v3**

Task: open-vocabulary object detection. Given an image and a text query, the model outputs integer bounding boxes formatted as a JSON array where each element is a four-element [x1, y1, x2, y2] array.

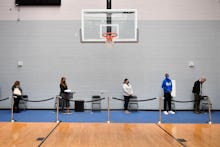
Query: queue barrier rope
[[0, 97, 9, 101], [59, 97, 106, 103], [171, 100, 195, 103], [171, 95, 208, 103], [20, 97, 54, 102], [84, 98, 105, 103], [112, 97, 157, 102]]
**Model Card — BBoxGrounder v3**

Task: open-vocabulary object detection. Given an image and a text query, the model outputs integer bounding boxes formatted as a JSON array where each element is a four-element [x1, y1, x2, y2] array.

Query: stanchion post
[[107, 97, 110, 124], [158, 97, 162, 124], [207, 96, 212, 124], [11, 96, 15, 122], [56, 96, 60, 123]]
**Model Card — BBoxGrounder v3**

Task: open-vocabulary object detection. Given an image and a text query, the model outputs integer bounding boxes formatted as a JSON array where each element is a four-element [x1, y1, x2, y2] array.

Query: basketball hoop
[[102, 32, 117, 47]]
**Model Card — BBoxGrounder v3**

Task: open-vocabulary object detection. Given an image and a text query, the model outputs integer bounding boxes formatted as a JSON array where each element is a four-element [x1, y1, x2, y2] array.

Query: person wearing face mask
[[162, 73, 175, 115], [12, 81, 22, 113], [60, 77, 71, 113], [192, 77, 206, 114], [122, 79, 134, 114]]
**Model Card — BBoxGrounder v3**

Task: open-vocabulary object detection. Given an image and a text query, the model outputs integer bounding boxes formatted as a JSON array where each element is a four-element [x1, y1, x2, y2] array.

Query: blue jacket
[[162, 78, 172, 93]]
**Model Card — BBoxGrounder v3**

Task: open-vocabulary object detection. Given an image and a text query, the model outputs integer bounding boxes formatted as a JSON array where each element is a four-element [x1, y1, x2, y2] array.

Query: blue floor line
[[0, 110, 219, 123]]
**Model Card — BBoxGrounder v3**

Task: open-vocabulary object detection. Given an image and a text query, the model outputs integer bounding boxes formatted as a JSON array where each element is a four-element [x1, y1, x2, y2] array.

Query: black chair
[[92, 95, 101, 111], [171, 97, 176, 111], [19, 95, 28, 110]]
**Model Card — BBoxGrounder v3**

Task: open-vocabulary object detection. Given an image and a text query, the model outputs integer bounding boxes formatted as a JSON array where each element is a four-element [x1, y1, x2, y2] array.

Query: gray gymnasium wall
[[0, 20, 219, 109]]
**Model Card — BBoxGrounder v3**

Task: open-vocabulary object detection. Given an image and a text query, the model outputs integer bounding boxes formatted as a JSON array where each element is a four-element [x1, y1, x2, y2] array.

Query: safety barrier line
[[20, 97, 54, 102], [112, 97, 157, 102], [171, 100, 195, 103], [0, 97, 9, 101]]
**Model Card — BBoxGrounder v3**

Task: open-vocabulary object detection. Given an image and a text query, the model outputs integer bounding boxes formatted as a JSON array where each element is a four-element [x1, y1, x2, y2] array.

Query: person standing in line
[[162, 73, 175, 115], [122, 79, 134, 114], [60, 77, 71, 113], [192, 77, 206, 114], [12, 81, 22, 113]]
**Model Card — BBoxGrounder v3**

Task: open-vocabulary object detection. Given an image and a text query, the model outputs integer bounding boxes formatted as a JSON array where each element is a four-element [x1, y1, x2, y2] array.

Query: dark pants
[[194, 94, 201, 112], [124, 95, 132, 110], [13, 96, 21, 112], [60, 93, 70, 113], [164, 92, 172, 111], [60, 93, 70, 107]]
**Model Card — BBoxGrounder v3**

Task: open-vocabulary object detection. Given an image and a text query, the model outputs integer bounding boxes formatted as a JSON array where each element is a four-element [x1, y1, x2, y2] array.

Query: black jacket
[[60, 84, 68, 95], [192, 80, 201, 95]]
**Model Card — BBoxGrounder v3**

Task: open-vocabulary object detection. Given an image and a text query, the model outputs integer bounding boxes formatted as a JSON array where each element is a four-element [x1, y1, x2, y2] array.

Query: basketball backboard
[[81, 9, 138, 43]]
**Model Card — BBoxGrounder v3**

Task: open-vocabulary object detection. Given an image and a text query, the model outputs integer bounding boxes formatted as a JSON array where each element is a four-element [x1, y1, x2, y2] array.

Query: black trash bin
[[75, 100, 84, 112]]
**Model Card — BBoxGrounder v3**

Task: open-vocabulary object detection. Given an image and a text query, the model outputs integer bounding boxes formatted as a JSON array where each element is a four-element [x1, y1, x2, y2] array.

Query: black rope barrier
[[0, 97, 9, 101], [84, 98, 105, 103], [171, 95, 208, 103], [21, 97, 54, 102], [112, 97, 157, 102], [58, 97, 74, 101], [171, 100, 195, 103], [66, 98, 106, 103]]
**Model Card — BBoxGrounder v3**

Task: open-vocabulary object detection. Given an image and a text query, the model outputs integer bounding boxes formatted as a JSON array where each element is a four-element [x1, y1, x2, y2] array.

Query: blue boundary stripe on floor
[[0, 110, 219, 123]]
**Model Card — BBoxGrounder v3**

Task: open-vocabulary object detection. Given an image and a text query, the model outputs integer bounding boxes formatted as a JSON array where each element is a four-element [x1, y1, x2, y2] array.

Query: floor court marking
[[36, 122, 192, 147], [38, 121, 62, 147], [155, 123, 185, 147]]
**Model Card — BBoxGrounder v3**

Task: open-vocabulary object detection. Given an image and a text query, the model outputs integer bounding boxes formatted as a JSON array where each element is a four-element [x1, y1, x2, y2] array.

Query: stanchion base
[[56, 120, 60, 123], [158, 121, 161, 124], [208, 121, 212, 124], [107, 121, 111, 124], [11, 119, 15, 122]]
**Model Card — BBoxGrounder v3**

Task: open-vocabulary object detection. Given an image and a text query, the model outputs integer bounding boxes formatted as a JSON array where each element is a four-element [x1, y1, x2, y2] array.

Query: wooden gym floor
[[0, 122, 219, 147]]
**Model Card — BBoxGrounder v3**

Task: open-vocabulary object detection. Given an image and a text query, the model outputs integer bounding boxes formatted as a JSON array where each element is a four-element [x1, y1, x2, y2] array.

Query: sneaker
[[124, 110, 131, 114], [169, 111, 175, 114], [163, 111, 169, 115], [66, 112, 72, 114], [66, 110, 72, 114]]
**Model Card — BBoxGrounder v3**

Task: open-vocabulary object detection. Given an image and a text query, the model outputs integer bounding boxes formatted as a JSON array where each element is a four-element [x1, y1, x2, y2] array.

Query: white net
[[102, 32, 118, 48]]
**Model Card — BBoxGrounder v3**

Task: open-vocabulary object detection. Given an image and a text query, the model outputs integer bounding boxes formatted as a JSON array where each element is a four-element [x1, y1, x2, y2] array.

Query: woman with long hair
[[60, 77, 70, 113], [12, 81, 22, 113]]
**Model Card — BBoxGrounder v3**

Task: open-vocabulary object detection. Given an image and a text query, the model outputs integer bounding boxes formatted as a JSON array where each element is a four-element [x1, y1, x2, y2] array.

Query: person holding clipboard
[[60, 77, 71, 114]]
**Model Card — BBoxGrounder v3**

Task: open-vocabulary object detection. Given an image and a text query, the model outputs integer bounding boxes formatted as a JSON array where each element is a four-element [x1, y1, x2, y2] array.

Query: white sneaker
[[169, 111, 175, 114], [163, 111, 169, 115], [124, 110, 131, 114]]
